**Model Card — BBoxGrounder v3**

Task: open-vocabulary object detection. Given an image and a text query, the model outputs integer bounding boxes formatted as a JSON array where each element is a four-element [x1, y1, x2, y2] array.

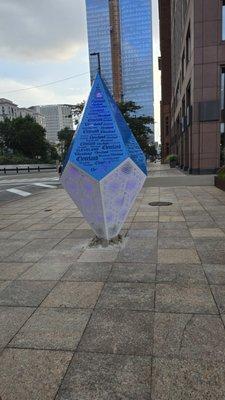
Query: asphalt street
[[0, 171, 60, 205]]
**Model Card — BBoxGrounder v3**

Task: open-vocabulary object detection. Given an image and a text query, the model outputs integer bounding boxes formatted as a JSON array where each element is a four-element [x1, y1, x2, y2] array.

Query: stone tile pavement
[[0, 185, 225, 399]]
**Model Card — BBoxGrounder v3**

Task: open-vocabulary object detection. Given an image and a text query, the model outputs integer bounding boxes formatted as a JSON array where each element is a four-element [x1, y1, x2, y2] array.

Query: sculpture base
[[89, 234, 123, 248]]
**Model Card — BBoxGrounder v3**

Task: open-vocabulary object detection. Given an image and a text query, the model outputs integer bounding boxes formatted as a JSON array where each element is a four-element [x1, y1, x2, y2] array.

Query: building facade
[[85, 0, 154, 141], [159, 0, 225, 173], [37, 105, 74, 143], [0, 99, 45, 129], [158, 0, 172, 162]]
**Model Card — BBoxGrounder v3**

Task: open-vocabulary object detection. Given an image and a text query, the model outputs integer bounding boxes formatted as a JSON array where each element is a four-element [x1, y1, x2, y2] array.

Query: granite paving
[[1, 184, 225, 398]]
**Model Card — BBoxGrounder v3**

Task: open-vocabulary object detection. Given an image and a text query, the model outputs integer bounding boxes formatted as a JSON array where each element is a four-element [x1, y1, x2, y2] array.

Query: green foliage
[[0, 116, 55, 162], [118, 101, 154, 155], [166, 154, 177, 162], [57, 127, 75, 158], [149, 145, 157, 158], [217, 166, 225, 180]]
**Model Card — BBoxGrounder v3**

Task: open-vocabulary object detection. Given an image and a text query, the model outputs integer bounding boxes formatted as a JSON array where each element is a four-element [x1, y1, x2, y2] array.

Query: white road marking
[[0, 177, 58, 185], [33, 183, 56, 189], [7, 188, 31, 197]]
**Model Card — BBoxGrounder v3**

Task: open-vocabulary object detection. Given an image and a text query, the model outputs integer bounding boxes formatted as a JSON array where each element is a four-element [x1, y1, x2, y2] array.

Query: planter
[[170, 160, 177, 168], [215, 176, 225, 191]]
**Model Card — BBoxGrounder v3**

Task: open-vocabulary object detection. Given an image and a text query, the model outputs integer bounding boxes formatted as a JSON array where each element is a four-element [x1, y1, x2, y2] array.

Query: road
[[0, 171, 60, 205]]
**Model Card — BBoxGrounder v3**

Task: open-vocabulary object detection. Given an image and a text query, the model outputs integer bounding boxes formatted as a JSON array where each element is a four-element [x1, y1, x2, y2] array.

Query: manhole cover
[[149, 201, 172, 206]]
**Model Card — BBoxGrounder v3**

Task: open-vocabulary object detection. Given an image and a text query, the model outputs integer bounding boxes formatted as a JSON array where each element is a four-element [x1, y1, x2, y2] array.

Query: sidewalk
[[0, 183, 225, 399]]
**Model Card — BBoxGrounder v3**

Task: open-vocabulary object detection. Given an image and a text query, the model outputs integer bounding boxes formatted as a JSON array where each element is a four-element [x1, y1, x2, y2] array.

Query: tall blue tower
[[85, 0, 154, 142]]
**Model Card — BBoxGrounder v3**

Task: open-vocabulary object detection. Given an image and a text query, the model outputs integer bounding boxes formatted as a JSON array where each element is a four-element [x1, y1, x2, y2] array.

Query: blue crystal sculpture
[[61, 73, 147, 239]]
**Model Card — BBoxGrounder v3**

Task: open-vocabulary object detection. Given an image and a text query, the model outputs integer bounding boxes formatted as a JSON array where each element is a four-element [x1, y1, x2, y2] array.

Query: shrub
[[166, 154, 177, 162], [217, 166, 225, 179]]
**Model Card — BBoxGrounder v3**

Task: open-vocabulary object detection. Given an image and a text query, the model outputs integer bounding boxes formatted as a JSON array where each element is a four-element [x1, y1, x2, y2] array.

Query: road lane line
[[7, 188, 31, 197], [33, 183, 56, 189]]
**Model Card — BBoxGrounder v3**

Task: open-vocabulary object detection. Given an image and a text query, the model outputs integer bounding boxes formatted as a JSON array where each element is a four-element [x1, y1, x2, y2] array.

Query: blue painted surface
[[63, 74, 147, 180]]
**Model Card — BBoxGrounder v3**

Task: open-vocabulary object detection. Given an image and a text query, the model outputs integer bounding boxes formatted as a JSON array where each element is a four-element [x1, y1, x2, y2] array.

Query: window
[[181, 51, 185, 81], [186, 82, 191, 126], [165, 116, 169, 136], [186, 25, 191, 65], [223, 1, 225, 40]]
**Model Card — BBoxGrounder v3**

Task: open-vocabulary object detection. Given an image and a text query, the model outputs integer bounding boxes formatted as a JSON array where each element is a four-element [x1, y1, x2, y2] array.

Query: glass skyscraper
[[85, 0, 154, 140]]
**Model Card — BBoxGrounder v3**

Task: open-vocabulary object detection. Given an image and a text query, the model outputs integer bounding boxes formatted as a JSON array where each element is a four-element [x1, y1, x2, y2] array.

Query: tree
[[0, 116, 50, 160], [58, 127, 75, 158], [118, 101, 154, 156]]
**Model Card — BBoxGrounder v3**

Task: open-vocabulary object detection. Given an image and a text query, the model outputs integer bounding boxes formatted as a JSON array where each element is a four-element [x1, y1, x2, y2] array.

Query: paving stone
[[190, 228, 225, 238], [0, 240, 30, 261], [130, 222, 158, 230], [0, 262, 32, 280], [159, 215, 185, 222], [158, 249, 200, 264], [0, 348, 72, 400], [158, 229, 192, 238], [156, 264, 207, 285], [155, 284, 217, 314], [53, 238, 91, 251], [187, 221, 218, 229], [96, 282, 155, 311], [0, 280, 55, 307], [41, 281, 103, 308], [0, 280, 11, 293], [195, 240, 225, 264], [159, 222, 188, 231], [62, 262, 112, 282], [11, 229, 72, 240], [6, 238, 61, 262], [134, 215, 158, 222], [152, 358, 225, 400], [66, 229, 94, 239], [158, 237, 195, 249], [10, 307, 91, 351], [211, 285, 225, 313], [79, 249, 119, 262], [0, 307, 34, 350], [78, 308, 154, 355], [127, 229, 157, 239], [109, 263, 156, 283], [117, 239, 157, 263], [56, 353, 152, 400], [19, 255, 74, 281], [154, 313, 225, 360], [203, 264, 225, 285]]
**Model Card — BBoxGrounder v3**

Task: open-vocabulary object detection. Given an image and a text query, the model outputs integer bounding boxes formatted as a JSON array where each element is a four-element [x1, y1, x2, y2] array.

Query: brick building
[[159, 0, 225, 173]]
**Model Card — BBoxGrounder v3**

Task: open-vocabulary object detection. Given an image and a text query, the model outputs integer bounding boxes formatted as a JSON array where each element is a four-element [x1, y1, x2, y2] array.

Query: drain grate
[[149, 201, 172, 206], [44, 209, 52, 212]]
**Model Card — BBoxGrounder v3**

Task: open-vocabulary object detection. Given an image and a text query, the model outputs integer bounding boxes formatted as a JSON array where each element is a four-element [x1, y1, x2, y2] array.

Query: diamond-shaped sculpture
[[61, 73, 147, 240]]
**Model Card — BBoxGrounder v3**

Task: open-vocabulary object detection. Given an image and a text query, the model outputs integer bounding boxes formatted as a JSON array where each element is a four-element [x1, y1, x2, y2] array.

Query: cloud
[[0, 78, 90, 107], [0, 0, 87, 61]]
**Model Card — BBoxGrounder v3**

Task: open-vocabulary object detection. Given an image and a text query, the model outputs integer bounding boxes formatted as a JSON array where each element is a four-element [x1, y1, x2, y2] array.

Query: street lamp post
[[90, 52, 101, 76]]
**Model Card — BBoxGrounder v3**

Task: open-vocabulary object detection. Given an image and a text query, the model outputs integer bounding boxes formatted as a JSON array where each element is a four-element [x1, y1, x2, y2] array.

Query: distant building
[[0, 98, 19, 121], [159, 0, 225, 173], [85, 0, 154, 142], [0, 99, 46, 130], [35, 105, 74, 143]]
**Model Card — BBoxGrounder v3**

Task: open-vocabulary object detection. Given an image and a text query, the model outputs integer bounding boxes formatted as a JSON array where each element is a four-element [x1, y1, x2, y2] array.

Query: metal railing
[[0, 166, 56, 174]]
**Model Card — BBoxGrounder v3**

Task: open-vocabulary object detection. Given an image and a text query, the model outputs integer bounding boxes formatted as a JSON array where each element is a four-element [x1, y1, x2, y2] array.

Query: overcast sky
[[0, 0, 161, 141]]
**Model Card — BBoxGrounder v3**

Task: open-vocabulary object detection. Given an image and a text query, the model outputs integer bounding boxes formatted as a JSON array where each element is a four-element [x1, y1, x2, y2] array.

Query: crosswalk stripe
[[33, 183, 57, 189], [7, 188, 31, 197]]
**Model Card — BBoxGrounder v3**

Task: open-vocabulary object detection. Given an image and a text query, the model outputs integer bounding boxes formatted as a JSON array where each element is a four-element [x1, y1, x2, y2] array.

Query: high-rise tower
[[85, 0, 154, 141]]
